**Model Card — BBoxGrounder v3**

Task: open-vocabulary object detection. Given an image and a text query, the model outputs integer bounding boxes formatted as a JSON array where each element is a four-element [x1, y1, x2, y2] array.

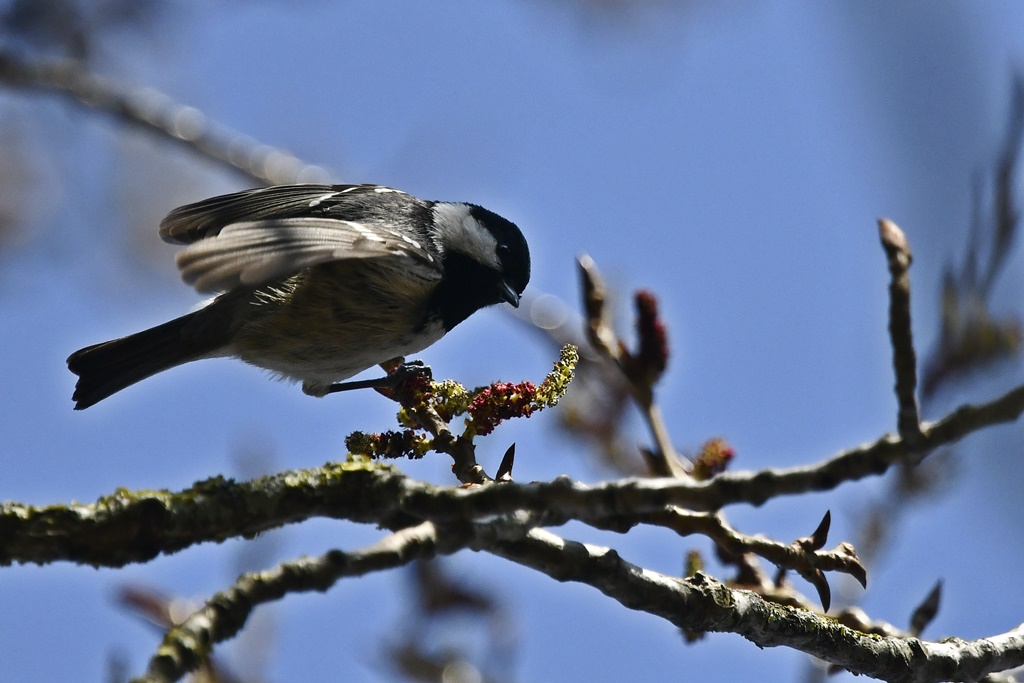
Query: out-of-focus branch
[[0, 48, 330, 186], [510, 292, 640, 473], [922, 73, 1024, 398], [577, 254, 690, 477], [984, 73, 1024, 298], [480, 528, 1024, 683]]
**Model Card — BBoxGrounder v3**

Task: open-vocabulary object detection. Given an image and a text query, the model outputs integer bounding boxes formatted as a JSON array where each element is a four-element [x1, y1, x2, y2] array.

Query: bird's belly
[[229, 263, 444, 386], [237, 319, 445, 383]]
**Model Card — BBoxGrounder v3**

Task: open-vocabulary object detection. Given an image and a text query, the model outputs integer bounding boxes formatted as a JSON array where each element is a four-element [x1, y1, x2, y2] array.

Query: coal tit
[[67, 184, 531, 409]]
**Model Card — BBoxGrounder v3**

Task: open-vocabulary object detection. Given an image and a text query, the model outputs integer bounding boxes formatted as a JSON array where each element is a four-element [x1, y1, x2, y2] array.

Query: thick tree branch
[[5, 377, 1024, 569], [408, 379, 1024, 518], [0, 461, 418, 567], [480, 528, 1024, 683]]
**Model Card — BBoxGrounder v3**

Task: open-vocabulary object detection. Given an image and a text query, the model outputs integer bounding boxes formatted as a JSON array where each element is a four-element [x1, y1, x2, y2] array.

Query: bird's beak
[[499, 280, 521, 308]]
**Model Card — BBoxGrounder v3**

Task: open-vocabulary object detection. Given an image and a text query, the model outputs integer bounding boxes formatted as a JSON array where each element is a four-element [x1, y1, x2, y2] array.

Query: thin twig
[[643, 508, 865, 586], [878, 217, 923, 446]]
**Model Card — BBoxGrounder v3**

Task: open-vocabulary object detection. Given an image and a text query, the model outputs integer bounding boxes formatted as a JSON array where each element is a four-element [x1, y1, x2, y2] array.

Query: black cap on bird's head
[[429, 201, 532, 328], [468, 205, 530, 308]]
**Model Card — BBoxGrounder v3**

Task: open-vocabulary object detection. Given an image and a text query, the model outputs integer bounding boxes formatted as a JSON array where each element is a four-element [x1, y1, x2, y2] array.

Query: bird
[[67, 183, 530, 409]]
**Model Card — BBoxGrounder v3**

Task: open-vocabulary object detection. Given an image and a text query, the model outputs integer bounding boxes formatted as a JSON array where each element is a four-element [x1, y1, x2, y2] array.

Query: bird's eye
[[497, 244, 510, 258]]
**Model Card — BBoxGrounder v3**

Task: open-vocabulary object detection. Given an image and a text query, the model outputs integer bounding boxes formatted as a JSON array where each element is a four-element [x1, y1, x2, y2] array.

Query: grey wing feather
[[160, 184, 400, 244], [176, 217, 441, 293]]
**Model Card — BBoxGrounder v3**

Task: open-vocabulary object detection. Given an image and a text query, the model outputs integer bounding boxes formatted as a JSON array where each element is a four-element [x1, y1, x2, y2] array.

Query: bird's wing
[[174, 216, 441, 293], [159, 184, 405, 244]]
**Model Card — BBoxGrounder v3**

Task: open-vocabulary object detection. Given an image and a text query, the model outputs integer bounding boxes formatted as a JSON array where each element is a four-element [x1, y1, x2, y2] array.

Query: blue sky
[[3, 2, 1024, 681]]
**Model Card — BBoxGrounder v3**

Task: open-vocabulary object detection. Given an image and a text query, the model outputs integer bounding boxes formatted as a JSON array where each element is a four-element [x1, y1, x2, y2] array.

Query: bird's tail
[[67, 310, 224, 410]]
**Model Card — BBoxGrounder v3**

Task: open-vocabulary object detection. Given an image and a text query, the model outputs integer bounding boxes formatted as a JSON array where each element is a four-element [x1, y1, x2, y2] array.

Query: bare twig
[[533, 504, 865, 595], [642, 508, 865, 592], [577, 253, 618, 358], [879, 218, 923, 446]]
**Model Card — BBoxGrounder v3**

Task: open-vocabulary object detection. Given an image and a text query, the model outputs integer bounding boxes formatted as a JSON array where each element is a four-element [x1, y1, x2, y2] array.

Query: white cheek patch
[[431, 203, 501, 268]]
